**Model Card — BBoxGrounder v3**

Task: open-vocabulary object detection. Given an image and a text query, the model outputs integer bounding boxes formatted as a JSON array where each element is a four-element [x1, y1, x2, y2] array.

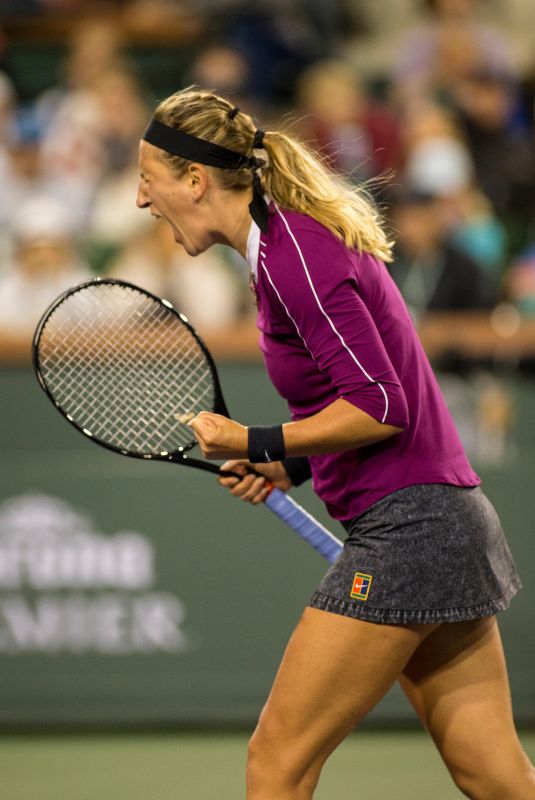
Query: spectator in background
[[398, 99, 465, 171], [450, 66, 535, 244], [0, 196, 92, 342], [392, 0, 516, 110], [0, 78, 60, 240], [295, 59, 401, 184], [1, 124, 49, 226], [90, 67, 149, 174], [216, 1, 332, 106], [441, 185, 507, 290], [400, 100, 506, 287], [185, 44, 276, 124], [388, 188, 494, 323], [187, 44, 252, 106], [85, 67, 152, 270], [36, 17, 128, 131], [36, 19, 130, 231]]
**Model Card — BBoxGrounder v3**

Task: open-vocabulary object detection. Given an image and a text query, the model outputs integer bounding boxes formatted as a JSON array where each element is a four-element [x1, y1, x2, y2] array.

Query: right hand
[[218, 460, 292, 504]]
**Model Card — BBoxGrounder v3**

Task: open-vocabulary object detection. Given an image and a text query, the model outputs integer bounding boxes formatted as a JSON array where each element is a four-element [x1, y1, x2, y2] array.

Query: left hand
[[188, 411, 248, 460], [218, 459, 292, 504]]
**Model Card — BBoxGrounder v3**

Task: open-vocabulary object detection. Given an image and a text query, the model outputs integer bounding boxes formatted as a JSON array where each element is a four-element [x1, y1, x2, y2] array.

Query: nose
[[136, 181, 150, 209]]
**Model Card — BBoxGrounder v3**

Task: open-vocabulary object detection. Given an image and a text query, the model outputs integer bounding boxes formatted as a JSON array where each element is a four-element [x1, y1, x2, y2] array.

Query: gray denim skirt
[[309, 484, 522, 625]]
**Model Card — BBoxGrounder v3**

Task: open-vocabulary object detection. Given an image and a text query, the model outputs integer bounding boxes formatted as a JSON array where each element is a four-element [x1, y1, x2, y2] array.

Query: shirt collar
[[245, 218, 261, 281]]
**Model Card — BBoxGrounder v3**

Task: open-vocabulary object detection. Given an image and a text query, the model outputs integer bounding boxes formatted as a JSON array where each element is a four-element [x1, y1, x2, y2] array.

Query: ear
[[187, 163, 208, 201]]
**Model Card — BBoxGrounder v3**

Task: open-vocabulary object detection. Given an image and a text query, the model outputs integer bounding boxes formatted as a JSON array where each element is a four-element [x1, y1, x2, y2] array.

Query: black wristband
[[282, 456, 312, 487], [248, 425, 285, 463]]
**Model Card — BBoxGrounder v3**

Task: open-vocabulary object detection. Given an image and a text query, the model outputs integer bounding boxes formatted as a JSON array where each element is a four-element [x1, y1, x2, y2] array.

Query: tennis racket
[[32, 278, 343, 563]]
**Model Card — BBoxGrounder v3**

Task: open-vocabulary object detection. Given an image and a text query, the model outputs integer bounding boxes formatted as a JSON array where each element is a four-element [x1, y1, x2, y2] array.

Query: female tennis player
[[137, 87, 534, 799]]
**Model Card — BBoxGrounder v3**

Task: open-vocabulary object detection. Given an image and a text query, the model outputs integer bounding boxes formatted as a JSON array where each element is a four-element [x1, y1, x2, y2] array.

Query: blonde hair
[[153, 87, 393, 262]]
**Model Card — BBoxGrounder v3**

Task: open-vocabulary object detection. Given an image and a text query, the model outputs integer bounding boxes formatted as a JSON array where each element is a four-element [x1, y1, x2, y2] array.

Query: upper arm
[[262, 228, 409, 429]]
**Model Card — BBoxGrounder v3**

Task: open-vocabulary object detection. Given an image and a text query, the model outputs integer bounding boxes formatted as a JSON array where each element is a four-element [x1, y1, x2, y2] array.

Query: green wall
[[0, 365, 533, 728]]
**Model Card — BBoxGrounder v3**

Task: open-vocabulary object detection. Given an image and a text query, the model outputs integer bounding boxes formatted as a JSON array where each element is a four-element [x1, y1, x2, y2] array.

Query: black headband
[[142, 117, 269, 232], [143, 118, 254, 170]]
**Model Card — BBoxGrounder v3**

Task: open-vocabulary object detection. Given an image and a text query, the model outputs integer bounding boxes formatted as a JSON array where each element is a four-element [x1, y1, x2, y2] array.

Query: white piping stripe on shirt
[[273, 206, 389, 424], [260, 259, 317, 362]]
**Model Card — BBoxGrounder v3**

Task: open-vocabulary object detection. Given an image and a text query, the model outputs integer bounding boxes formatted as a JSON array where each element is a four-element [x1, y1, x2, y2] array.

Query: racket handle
[[263, 488, 343, 564]]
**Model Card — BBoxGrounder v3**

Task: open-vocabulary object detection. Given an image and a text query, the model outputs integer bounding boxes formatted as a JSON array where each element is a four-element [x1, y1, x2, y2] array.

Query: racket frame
[[32, 277, 234, 477]]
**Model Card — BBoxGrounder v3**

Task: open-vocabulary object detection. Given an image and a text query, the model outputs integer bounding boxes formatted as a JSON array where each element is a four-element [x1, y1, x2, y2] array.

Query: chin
[[178, 239, 206, 258]]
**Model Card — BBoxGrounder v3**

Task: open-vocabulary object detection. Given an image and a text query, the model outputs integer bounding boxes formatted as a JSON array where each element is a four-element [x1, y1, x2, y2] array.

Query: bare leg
[[400, 616, 535, 799], [246, 607, 437, 800]]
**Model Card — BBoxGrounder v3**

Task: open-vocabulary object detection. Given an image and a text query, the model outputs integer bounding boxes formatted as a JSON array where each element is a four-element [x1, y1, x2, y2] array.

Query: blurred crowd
[[1, 0, 535, 358]]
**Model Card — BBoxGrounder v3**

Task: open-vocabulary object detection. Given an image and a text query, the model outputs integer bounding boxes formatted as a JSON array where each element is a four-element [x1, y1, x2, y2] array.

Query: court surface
[[1, 730, 534, 799]]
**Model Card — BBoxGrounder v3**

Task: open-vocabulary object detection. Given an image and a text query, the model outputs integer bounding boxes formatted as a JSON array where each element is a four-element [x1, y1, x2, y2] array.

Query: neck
[[210, 186, 253, 259]]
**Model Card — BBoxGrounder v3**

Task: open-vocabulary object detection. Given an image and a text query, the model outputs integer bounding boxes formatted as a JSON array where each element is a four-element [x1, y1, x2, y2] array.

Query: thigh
[[400, 617, 532, 781], [254, 607, 436, 766]]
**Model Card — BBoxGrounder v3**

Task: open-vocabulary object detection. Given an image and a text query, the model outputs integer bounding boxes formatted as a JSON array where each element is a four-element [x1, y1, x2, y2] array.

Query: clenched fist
[[188, 411, 248, 460]]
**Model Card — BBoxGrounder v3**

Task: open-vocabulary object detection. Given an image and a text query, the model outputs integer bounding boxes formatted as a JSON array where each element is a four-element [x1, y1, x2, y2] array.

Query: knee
[[449, 760, 535, 800], [246, 719, 319, 796], [246, 720, 292, 784]]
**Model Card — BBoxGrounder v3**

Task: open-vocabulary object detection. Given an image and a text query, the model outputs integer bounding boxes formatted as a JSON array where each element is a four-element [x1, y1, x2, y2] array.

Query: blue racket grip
[[263, 488, 343, 564]]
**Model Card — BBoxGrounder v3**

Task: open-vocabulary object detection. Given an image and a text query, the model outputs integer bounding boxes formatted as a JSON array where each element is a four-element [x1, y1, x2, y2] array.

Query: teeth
[[175, 411, 195, 424]]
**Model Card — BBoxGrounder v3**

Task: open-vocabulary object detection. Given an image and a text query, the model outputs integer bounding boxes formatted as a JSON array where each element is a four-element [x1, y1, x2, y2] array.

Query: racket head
[[32, 278, 229, 461]]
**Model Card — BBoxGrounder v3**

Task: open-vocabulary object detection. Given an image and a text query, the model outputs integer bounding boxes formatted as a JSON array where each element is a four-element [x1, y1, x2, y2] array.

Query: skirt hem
[[308, 579, 522, 626]]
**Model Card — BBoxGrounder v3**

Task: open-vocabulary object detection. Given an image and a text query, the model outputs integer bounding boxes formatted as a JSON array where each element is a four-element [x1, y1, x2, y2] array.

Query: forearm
[[188, 399, 403, 463], [282, 398, 403, 456]]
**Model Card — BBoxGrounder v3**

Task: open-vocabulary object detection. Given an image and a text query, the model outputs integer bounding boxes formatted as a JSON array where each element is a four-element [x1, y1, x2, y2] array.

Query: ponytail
[[259, 130, 392, 261], [153, 87, 393, 262]]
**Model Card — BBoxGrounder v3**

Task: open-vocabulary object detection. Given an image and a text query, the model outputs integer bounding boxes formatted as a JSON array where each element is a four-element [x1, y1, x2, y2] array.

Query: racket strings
[[36, 283, 216, 454], [43, 297, 210, 451]]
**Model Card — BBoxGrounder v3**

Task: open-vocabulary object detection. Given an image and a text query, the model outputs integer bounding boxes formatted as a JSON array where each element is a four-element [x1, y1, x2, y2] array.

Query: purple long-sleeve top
[[246, 204, 480, 520]]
